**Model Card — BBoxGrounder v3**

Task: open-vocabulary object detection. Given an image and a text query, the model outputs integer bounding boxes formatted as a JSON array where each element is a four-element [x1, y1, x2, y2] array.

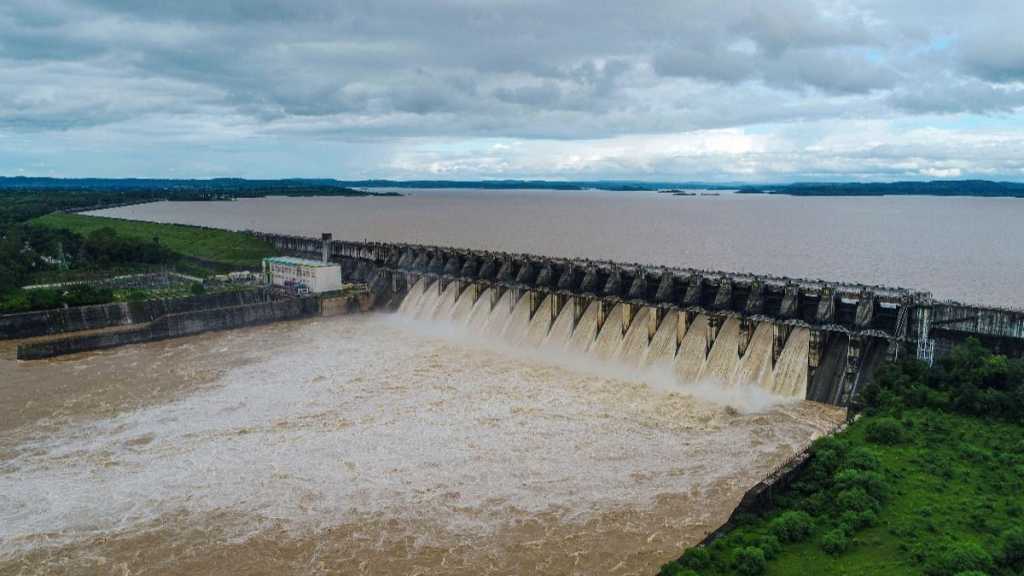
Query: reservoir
[[96, 189, 1024, 308]]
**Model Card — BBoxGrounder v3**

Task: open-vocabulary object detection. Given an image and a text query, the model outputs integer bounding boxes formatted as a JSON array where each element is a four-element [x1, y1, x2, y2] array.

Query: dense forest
[[660, 338, 1024, 576]]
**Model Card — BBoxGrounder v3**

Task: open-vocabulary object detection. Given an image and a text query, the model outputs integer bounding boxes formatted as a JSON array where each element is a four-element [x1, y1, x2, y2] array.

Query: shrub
[[844, 447, 881, 471], [124, 289, 150, 302], [836, 487, 880, 515], [925, 542, 994, 576], [821, 528, 850, 556], [998, 526, 1024, 569], [678, 546, 711, 570], [190, 282, 206, 295], [866, 417, 905, 445], [733, 546, 766, 576], [756, 534, 782, 560], [952, 571, 990, 576], [834, 469, 889, 503], [839, 509, 877, 531], [770, 510, 814, 543]]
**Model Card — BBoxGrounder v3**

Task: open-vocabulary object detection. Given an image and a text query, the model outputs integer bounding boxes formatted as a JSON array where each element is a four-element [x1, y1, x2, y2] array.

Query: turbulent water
[[401, 280, 812, 405], [1, 297, 843, 575]]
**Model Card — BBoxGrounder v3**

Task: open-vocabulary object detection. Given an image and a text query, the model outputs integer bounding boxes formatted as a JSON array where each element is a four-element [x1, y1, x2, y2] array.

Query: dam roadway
[[256, 232, 1024, 407]]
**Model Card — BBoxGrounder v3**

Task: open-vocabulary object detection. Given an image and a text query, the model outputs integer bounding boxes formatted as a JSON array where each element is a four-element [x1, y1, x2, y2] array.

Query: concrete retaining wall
[[17, 297, 319, 360], [0, 289, 271, 340], [697, 420, 848, 548], [320, 292, 375, 316]]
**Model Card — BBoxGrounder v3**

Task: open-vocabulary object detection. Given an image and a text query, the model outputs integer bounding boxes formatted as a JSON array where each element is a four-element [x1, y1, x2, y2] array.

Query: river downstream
[[1, 311, 843, 575]]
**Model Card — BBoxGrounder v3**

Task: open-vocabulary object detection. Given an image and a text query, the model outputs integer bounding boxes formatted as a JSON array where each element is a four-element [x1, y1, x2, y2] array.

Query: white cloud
[[0, 0, 1023, 179]]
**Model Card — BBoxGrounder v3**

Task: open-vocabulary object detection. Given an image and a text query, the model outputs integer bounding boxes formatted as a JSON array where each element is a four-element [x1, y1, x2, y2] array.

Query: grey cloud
[[889, 77, 1024, 115], [2, 0, 1024, 179], [3, 0, 1014, 134], [958, 35, 1024, 83]]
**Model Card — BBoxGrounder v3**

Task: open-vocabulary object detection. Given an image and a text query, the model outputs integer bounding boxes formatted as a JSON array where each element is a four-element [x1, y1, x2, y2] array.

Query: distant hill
[[339, 178, 1024, 197], [333, 179, 671, 191], [0, 177, 399, 227], [0, 177, 398, 198], [3, 177, 1023, 198], [735, 180, 1024, 198]]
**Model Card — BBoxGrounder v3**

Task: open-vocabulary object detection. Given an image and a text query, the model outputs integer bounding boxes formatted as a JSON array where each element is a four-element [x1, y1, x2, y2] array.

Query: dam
[[6, 226, 1020, 575], [257, 232, 1024, 407]]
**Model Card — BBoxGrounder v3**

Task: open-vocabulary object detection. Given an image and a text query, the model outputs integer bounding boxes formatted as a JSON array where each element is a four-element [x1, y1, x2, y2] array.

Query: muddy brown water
[[1, 311, 843, 575]]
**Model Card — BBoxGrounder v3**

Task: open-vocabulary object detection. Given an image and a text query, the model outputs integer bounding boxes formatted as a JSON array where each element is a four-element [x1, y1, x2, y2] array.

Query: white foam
[[0, 315, 836, 557]]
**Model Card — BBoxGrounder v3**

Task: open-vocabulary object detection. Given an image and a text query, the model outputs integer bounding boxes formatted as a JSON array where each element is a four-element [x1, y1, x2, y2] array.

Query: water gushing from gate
[[398, 279, 810, 409]]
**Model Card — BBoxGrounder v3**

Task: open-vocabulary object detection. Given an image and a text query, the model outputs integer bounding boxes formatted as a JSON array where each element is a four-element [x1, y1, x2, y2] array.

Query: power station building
[[262, 256, 342, 293]]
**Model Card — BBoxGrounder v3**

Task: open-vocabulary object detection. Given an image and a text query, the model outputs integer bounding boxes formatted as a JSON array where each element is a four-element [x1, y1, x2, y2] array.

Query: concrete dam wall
[[16, 297, 321, 360], [252, 232, 1024, 407], [0, 289, 272, 340]]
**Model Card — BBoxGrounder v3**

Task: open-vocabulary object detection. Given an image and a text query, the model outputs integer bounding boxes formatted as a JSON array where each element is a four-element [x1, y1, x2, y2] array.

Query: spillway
[[398, 279, 815, 402]]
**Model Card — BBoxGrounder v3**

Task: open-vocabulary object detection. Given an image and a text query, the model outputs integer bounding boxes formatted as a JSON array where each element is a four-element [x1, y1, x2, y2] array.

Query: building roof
[[263, 256, 339, 268]]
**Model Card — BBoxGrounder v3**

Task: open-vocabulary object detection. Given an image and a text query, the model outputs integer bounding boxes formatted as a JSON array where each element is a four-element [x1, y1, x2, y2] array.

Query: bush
[[678, 546, 711, 570], [124, 289, 150, 302], [770, 510, 814, 543], [190, 282, 206, 295], [834, 469, 889, 503], [866, 417, 905, 445], [733, 546, 767, 576], [998, 526, 1024, 569], [839, 509, 877, 531], [756, 534, 781, 560], [821, 528, 850, 555], [925, 542, 994, 576], [836, 487, 880, 515], [844, 447, 882, 472]]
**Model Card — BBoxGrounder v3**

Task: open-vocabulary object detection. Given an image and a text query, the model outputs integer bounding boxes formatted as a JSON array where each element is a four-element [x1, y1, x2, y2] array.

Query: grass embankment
[[33, 213, 277, 270], [661, 340, 1024, 576]]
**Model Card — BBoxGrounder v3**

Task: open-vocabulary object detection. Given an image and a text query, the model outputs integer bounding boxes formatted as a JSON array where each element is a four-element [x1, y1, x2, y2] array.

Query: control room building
[[262, 256, 342, 293]]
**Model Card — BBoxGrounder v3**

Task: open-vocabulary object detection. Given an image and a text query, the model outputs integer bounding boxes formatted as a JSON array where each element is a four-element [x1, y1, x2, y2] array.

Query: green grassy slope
[[663, 410, 1023, 576], [770, 411, 1021, 575], [661, 342, 1024, 576], [33, 213, 278, 269]]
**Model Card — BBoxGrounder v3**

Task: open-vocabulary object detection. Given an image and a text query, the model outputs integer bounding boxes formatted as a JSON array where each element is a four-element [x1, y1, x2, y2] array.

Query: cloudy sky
[[2, 0, 1023, 181]]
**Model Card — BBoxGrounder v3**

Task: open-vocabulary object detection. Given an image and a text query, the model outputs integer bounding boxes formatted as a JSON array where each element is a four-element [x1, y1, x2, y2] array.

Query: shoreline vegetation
[[2, 205, 278, 313], [0, 178, 393, 314], [0, 214, 276, 313], [660, 338, 1024, 576], [733, 180, 1024, 198]]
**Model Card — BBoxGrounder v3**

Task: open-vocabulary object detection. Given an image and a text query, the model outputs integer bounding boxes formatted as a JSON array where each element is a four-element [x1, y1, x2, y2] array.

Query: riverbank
[[659, 340, 1024, 576]]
